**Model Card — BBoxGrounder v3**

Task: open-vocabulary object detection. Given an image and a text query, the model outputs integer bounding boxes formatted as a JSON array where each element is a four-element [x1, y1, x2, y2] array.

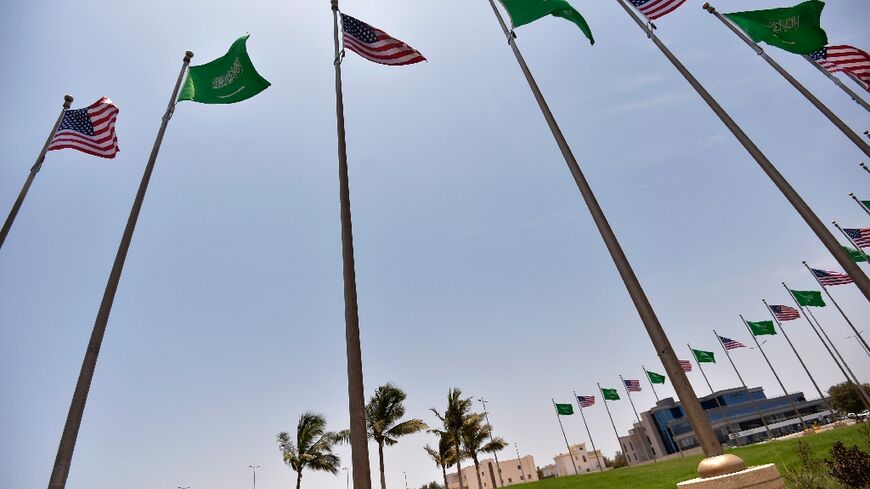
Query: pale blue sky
[[1, 1, 868, 488]]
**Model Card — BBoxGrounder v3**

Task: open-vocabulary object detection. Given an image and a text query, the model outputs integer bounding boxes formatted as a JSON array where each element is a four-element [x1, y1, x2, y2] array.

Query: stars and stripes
[[769, 305, 800, 322], [47, 97, 119, 158], [811, 268, 854, 286], [679, 359, 692, 372], [629, 0, 688, 20], [577, 395, 595, 408], [624, 379, 641, 392], [340, 13, 425, 66], [843, 227, 870, 248], [718, 336, 746, 350], [810, 45, 870, 89]]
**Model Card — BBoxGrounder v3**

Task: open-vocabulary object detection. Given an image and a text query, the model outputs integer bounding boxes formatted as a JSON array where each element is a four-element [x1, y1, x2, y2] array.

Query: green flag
[[646, 371, 666, 384], [790, 289, 825, 307], [747, 320, 777, 336], [843, 246, 868, 263], [862, 200, 870, 211], [555, 403, 574, 415], [724, 0, 827, 54], [692, 349, 715, 363], [178, 35, 271, 104], [601, 388, 620, 401], [499, 0, 594, 45]]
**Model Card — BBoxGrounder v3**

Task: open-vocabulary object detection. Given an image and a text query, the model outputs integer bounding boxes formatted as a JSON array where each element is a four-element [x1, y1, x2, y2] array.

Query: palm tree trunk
[[441, 465, 449, 489], [378, 441, 387, 489], [296, 470, 303, 489], [473, 455, 483, 489]]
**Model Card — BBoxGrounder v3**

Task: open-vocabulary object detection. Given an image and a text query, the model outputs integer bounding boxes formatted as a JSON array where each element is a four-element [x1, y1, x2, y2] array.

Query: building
[[446, 455, 537, 489], [551, 442, 605, 476], [619, 386, 831, 464]]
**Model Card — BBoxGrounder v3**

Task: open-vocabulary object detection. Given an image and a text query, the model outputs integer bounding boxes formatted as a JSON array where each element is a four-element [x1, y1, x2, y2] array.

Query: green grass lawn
[[510, 423, 868, 489]]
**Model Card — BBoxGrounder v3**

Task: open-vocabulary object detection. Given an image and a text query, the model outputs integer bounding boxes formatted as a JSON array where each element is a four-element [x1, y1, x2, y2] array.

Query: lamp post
[[249, 465, 260, 489], [403, 471, 408, 489], [477, 398, 504, 487], [515, 443, 526, 482], [342, 467, 349, 489]]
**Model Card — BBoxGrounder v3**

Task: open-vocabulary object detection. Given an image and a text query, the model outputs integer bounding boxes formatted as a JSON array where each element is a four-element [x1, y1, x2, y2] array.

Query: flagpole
[[849, 193, 870, 218], [702, 4, 870, 156], [573, 392, 604, 472], [714, 330, 776, 440], [485, 0, 724, 462], [642, 365, 660, 402], [330, 2, 372, 489], [0, 95, 73, 251], [801, 261, 870, 354], [597, 383, 624, 462], [763, 299, 824, 400], [801, 55, 870, 112], [613, 0, 870, 303], [687, 343, 741, 442], [713, 331, 745, 387], [833, 220, 870, 264], [620, 374, 657, 462], [739, 315, 807, 430], [552, 399, 578, 475], [782, 286, 852, 380], [46, 51, 191, 489]]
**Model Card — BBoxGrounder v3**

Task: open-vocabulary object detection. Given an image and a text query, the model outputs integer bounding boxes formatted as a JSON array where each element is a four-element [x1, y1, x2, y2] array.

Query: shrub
[[825, 441, 870, 489]]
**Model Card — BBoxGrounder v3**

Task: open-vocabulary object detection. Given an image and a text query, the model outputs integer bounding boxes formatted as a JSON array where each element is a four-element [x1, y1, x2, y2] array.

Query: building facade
[[446, 455, 537, 489], [551, 442, 605, 476]]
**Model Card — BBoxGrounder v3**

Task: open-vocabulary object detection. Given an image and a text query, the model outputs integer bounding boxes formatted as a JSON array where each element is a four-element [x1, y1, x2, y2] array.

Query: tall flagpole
[[713, 331, 744, 386], [0, 95, 73, 251], [783, 286, 852, 381], [597, 383, 624, 461], [551, 399, 578, 475], [46, 51, 192, 489], [688, 344, 717, 396], [330, 2, 372, 489], [620, 374, 657, 461], [702, 3, 870, 156], [613, 0, 870, 302], [833, 221, 870, 265], [484, 0, 723, 461], [801, 55, 870, 112], [642, 366, 660, 402], [573, 391, 604, 472], [763, 299, 824, 400], [849, 193, 870, 218], [801, 261, 870, 355], [739, 315, 807, 430], [713, 330, 773, 440]]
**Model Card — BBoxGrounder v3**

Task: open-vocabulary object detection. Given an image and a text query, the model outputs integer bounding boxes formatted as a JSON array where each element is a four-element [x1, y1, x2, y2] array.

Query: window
[[517, 465, 521, 470], [586, 469, 590, 472], [582, 455, 587, 462], [520, 475, 524, 480], [508, 478, 512, 483]]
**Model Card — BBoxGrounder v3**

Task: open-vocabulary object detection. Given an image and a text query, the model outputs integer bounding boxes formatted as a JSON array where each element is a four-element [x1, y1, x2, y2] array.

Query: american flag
[[769, 305, 800, 322], [624, 379, 641, 392], [577, 395, 595, 408], [810, 45, 870, 90], [341, 14, 425, 66], [679, 359, 692, 372], [47, 97, 119, 158], [718, 336, 746, 350], [843, 228, 870, 248], [812, 268, 854, 286], [629, 0, 687, 20]]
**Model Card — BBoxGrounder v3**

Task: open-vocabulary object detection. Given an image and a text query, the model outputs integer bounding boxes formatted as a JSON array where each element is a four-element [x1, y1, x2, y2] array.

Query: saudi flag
[[747, 320, 777, 336], [178, 35, 271, 104], [555, 403, 574, 415], [790, 289, 825, 307], [862, 200, 870, 211], [499, 0, 594, 45], [646, 371, 666, 384], [601, 388, 620, 401], [843, 246, 867, 263], [692, 349, 715, 363], [725, 0, 827, 54]]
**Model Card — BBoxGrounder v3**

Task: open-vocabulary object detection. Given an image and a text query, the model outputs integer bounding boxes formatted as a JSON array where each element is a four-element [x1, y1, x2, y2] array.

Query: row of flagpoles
[[2, 1, 869, 488]]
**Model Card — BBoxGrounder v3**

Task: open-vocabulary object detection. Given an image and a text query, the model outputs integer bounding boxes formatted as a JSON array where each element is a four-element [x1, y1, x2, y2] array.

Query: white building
[[445, 455, 537, 489], [551, 443, 606, 476]]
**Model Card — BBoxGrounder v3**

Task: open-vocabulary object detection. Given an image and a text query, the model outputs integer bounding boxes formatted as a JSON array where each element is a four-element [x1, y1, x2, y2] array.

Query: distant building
[[618, 386, 831, 464], [445, 455, 537, 489], [552, 442, 605, 476]]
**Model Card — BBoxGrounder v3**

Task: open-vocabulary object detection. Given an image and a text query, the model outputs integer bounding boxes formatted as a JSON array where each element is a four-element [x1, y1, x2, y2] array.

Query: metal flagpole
[[802, 261, 870, 355], [478, 398, 504, 487], [552, 399, 578, 475], [783, 286, 853, 381], [687, 343, 740, 441], [620, 374, 657, 462], [713, 331, 745, 386], [849, 193, 870, 218], [484, 0, 724, 462], [597, 383, 625, 461], [801, 55, 870, 112], [46, 51, 192, 489], [713, 331, 773, 441], [573, 391, 604, 472], [763, 300, 824, 400], [702, 3, 870, 156], [833, 220, 870, 265], [642, 366, 660, 402], [330, 2, 372, 489], [613, 0, 870, 302], [740, 315, 807, 430], [0, 95, 73, 251]]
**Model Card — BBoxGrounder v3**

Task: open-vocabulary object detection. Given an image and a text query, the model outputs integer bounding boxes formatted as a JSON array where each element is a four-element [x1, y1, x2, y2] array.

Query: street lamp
[[515, 443, 525, 481], [478, 398, 505, 488], [403, 471, 408, 489], [249, 465, 261, 489], [342, 467, 349, 489]]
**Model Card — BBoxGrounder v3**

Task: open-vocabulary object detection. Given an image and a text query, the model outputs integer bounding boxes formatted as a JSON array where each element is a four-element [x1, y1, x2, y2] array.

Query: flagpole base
[[679, 460, 785, 489]]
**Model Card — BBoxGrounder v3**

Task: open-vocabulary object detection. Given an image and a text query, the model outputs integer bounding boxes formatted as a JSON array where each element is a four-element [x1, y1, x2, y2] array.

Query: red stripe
[[53, 129, 117, 146], [49, 134, 118, 152], [344, 37, 420, 61]]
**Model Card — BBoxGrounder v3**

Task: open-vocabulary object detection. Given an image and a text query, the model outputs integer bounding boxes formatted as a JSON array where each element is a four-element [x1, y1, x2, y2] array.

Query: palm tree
[[461, 413, 508, 489], [276, 412, 344, 489], [431, 388, 473, 489], [366, 383, 429, 489], [423, 429, 457, 489]]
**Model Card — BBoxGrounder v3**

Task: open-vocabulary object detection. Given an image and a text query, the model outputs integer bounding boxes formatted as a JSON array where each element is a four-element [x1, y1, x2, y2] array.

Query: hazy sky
[[1, 1, 868, 488]]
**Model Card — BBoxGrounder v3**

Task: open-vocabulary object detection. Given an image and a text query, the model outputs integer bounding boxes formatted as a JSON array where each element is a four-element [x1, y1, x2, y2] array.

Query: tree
[[460, 413, 507, 489], [276, 412, 344, 489], [424, 429, 457, 489], [366, 383, 428, 489], [431, 388, 473, 489], [828, 381, 870, 414], [419, 483, 444, 489], [604, 451, 628, 469]]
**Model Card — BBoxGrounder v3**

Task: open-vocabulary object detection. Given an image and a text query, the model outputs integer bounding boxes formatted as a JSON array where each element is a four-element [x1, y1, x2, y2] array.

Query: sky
[[1, 0, 869, 488]]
